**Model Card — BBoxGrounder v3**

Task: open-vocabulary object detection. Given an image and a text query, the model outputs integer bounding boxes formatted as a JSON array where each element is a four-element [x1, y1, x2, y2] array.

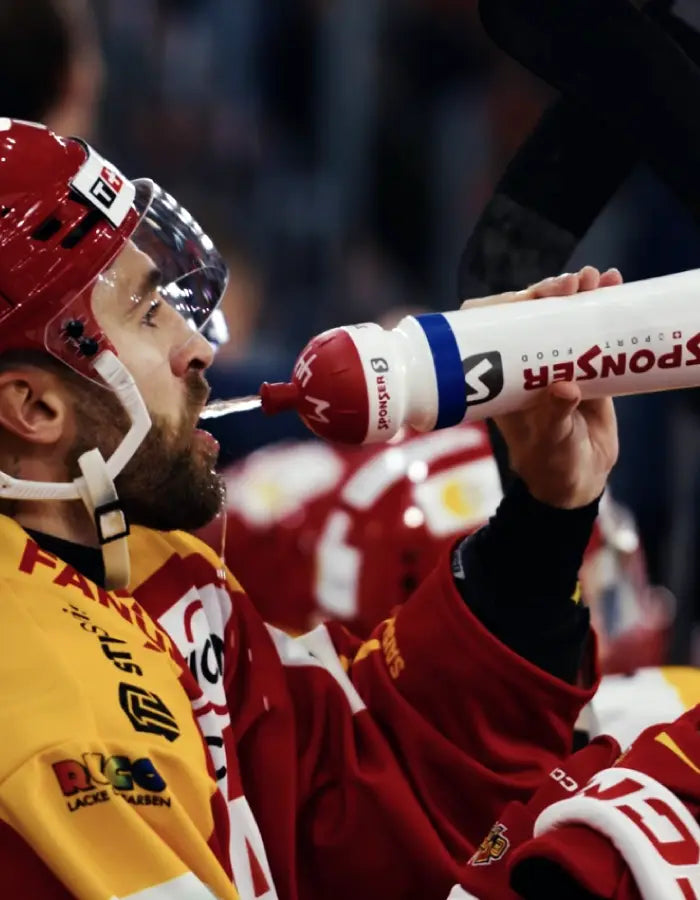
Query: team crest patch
[[470, 823, 510, 866]]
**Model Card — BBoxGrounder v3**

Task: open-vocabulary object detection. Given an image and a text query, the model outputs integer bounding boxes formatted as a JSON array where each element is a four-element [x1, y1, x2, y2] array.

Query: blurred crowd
[[8, 0, 700, 660]]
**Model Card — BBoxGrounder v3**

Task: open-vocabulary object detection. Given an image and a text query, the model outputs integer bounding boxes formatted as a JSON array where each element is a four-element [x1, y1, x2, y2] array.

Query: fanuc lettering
[[18, 539, 173, 657], [523, 332, 700, 390]]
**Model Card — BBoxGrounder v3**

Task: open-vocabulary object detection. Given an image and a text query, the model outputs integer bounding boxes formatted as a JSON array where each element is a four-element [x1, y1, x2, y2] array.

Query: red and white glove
[[511, 705, 700, 900]]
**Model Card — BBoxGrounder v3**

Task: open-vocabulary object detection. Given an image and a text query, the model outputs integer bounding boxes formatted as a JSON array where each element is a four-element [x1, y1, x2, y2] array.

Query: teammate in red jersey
[[199, 422, 674, 672], [0, 118, 639, 900], [198, 421, 501, 636], [199, 425, 672, 671]]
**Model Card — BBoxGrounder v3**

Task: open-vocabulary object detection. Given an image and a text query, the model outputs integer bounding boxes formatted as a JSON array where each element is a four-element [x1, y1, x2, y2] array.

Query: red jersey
[[127, 526, 595, 899]]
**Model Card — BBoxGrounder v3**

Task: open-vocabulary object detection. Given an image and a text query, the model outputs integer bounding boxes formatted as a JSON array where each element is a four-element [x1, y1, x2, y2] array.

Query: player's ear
[[0, 367, 68, 445]]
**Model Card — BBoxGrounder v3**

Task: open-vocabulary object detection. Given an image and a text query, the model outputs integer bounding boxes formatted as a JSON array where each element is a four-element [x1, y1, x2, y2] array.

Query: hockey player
[[197, 421, 502, 636], [0, 119, 619, 899]]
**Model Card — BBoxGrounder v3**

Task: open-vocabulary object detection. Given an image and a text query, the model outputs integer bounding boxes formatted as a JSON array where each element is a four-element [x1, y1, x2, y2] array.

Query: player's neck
[[14, 499, 99, 548]]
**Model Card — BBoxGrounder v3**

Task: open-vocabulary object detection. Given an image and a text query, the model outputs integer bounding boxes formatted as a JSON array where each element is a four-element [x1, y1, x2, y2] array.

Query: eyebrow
[[130, 266, 163, 313]]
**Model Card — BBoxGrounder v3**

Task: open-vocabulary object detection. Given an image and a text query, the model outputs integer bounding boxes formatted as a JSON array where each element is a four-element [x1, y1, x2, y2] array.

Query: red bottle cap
[[258, 327, 370, 444]]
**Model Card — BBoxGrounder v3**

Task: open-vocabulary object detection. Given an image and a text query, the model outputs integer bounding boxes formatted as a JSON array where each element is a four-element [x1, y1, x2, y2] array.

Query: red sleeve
[[164, 538, 598, 900], [225, 568, 596, 900], [340, 548, 598, 851], [229, 600, 462, 900], [455, 735, 622, 900]]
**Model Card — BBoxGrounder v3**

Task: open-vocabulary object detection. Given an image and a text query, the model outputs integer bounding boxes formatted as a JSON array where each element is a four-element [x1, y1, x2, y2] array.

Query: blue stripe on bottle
[[415, 313, 467, 429]]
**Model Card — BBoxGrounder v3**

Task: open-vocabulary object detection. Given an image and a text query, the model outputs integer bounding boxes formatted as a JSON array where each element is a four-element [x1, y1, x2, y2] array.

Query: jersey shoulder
[[128, 526, 243, 593]]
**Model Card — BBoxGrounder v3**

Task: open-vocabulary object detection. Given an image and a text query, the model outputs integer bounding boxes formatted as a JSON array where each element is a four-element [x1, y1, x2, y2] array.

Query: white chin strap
[[0, 350, 151, 590]]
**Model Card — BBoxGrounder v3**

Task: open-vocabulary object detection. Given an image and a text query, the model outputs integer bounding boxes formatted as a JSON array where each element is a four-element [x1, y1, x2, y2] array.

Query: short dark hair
[[0, 0, 89, 123], [0, 348, 88, 393]]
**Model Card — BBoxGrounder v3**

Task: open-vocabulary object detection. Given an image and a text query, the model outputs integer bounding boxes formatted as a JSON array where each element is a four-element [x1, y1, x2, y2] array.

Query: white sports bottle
[[258, 268, 700, 445]]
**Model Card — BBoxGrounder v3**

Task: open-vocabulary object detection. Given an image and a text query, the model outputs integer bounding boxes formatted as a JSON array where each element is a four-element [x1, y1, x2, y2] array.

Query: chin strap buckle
[[76, 447, 131, 591], [94, 499, 130, 545]]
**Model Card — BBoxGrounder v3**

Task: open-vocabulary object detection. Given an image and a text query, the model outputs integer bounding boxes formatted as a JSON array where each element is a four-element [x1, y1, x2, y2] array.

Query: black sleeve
[[451, 478, 599, 684]]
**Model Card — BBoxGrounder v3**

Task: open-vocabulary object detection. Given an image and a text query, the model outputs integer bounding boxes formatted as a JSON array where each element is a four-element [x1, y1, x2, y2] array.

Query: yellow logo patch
[[470, 823, 510, 867]]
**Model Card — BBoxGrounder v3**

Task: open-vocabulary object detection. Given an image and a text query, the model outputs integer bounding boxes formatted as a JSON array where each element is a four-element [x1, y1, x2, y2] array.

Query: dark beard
[[69, 371, 224, 532], [114, 415, 225, 532]]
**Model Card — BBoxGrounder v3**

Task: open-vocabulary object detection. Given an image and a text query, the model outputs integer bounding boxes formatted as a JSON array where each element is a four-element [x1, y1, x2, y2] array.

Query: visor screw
[[79, 337, 100, 357], [64, 319, 84, 339]]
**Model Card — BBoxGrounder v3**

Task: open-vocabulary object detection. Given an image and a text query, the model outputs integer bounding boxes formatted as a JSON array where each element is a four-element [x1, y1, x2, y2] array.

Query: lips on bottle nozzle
[[259, 381, 301, 415]]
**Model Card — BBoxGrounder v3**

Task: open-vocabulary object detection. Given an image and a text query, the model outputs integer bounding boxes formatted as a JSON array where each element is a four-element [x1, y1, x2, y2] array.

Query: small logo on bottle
[[462, 351, 504, 405]]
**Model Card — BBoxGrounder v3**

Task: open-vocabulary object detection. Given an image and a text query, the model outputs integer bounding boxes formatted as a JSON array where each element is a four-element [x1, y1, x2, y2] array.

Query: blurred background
[[9, 0, 700, 662]]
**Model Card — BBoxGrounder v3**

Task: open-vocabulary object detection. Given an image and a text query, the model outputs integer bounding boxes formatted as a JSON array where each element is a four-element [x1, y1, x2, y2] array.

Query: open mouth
[[193, 427, 220, 456]]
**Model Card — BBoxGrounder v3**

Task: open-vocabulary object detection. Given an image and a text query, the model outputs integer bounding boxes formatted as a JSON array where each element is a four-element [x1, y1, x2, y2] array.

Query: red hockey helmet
[[0, 119, 227, 586], [0, 119, 144, 372], [0, 118, 225, 380]]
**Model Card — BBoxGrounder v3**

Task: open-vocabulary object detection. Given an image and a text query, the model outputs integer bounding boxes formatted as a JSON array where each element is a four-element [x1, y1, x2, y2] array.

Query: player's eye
[[142, 297, 162, 328]]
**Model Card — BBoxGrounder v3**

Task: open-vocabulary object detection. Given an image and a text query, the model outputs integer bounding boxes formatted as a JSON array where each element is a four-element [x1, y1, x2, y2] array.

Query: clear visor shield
[[45, 179, 228, 384]]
